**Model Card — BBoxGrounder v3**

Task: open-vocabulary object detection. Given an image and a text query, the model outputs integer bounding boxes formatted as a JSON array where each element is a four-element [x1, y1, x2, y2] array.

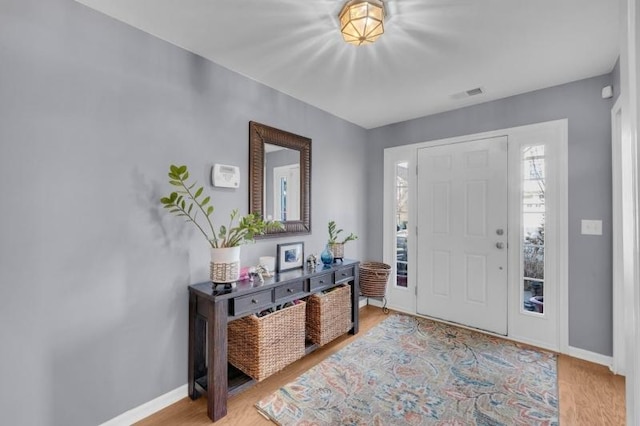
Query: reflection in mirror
[[264, 144, 301, 221], [249, 121, 311, 237]]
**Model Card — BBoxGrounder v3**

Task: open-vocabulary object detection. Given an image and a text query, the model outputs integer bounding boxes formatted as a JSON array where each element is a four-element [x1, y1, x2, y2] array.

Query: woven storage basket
[[359, 261, 391, 297], [228, 301, 306, 381], [306, 285, 352, 346]]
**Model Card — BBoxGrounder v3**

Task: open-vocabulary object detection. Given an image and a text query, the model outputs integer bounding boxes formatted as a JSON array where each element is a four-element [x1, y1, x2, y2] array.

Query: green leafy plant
[[327, 220, 358, 244], [160, 164, 282, 247]]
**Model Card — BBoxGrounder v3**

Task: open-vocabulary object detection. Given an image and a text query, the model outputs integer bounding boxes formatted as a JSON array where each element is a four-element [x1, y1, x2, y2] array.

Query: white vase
[[210, 246, 241, 283]]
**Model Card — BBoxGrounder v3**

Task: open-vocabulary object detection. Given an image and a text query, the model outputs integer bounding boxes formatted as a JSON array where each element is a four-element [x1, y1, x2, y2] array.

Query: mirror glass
[[264, 144, 301, 222], [249, 121, 311, 237]]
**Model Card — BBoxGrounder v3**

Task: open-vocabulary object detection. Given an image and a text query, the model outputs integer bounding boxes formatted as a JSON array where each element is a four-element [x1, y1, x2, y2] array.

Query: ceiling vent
[[451, 86, 486, 100], [466, 87, 484, 96]]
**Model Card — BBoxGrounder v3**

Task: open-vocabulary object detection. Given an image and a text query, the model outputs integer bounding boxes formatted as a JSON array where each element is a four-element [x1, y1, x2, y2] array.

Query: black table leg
[[207, 299, 229, 421], [350, 268, 360, 335], [188, 292, 201, 399]]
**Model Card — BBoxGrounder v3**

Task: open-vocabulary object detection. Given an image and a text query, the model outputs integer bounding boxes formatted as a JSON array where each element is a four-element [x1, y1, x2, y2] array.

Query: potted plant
[[160, 164, 282, 283], [325, 220, 358, 262]]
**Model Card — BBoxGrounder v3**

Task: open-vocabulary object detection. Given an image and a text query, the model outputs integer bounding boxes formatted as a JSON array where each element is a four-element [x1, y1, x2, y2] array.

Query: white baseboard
[[367, 297, 384, 308], [383, 304, 413, 315], [100, 384, 188, 426], [568, 346, 613, 368], [358, 296, 368, 308], [105, 298, 373, 424]]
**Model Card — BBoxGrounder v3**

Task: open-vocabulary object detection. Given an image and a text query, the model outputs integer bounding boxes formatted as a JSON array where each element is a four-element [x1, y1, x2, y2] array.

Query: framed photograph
[[276, 242, 304, 272]]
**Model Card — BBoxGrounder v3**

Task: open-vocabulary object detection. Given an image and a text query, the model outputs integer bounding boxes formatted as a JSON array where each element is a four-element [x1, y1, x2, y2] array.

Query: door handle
[[496, 242, 505, 249]]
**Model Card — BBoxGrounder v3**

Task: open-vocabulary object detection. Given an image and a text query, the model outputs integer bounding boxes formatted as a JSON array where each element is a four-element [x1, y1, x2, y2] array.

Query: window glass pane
[[279, 177, 287, 221], [396, 162, 408, 288], [522, 146, 545, 314]]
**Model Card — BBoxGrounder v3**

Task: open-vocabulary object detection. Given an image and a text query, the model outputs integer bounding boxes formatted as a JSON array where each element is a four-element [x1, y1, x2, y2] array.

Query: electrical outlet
[[581, 220, 602, 236]]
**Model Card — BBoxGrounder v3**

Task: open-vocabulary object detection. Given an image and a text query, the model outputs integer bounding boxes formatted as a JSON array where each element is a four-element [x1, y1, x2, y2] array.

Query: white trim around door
[[611, 96, 625, 375], [620, 1, 640, 422], [383, 119, 569, 353]]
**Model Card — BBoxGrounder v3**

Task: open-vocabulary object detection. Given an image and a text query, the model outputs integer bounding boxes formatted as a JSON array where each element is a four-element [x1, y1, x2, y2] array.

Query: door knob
[[496, 229, 504, 236], [496, 242, 505, 249]]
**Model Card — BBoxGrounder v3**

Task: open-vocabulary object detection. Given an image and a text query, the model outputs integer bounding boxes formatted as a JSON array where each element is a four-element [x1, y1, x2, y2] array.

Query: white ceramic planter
[[210, 246, 241, 283]]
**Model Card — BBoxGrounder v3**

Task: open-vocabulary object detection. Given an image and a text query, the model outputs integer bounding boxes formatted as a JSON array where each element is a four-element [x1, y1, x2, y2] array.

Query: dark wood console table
[[188, 259, 360, 422]]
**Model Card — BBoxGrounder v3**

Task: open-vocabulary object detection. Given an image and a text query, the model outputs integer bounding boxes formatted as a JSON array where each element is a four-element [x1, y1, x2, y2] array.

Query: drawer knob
[[341, 273, 347, 277], [319, 280, 325, 284], [251, 299, 258, 304], [287, 288, 294, 293]]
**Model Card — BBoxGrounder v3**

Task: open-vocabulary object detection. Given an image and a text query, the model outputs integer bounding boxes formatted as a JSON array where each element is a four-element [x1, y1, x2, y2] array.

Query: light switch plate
[[581, 219, 602, 235]]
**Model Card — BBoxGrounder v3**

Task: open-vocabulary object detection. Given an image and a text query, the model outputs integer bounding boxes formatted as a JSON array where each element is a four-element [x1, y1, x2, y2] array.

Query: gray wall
[[0, 0, 618, 424], [0, 1, 368, 425], [366, 74, 615, 357]]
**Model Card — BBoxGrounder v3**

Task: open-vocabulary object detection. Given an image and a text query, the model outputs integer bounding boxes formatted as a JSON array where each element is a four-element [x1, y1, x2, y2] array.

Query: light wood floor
[[137, 306, 625, 426]]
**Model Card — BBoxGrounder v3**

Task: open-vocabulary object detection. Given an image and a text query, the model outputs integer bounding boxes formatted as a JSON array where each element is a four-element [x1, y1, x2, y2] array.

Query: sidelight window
[[522, 146, 545, 314], [395, 162, 409, 288]]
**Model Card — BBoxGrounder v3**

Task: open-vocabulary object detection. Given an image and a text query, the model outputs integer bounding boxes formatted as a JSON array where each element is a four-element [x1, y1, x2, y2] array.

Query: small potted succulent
[[160, 164, 282, 283], [324, 220, 358, 263]]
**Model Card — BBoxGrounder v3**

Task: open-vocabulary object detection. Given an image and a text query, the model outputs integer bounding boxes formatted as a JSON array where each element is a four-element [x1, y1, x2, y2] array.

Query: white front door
[[416, 136, 508, 335]]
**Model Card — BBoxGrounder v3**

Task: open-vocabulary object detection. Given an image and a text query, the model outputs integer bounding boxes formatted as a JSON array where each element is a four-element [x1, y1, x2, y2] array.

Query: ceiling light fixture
[[339, 0, 385, 46]]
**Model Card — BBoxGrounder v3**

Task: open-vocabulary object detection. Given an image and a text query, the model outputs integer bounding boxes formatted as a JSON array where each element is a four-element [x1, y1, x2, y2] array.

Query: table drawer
[[309, 273, 333, 292], [274, 280, 305, 302], [335, 266, 355, 283], [232, 289, 273, 316]]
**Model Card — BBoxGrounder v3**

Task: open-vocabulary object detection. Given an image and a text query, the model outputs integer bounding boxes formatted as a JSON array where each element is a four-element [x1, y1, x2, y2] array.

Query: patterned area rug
[[256, 314, 558, 425]]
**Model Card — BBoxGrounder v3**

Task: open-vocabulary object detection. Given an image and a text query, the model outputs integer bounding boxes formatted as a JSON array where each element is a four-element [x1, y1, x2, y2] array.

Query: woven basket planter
[[228, 301, 306, 381], [328, 242, 345, 260], [210, 261, 239, 283], [210, 246, 240, 283], [359, 261, 391, 298], [306, 285, 352, 346]]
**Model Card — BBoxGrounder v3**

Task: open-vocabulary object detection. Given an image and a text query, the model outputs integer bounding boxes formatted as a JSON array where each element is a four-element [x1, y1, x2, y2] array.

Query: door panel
[[432, 251, 451, 296], [465, 180, 487, 237], [432, 183, 451, 234], [465, 254, 487, 303], [417, 136, 508, 335]]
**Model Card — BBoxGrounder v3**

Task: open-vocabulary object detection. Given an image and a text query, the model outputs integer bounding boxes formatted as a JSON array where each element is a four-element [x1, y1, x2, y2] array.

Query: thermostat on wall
[[212, 164, 240, 188]]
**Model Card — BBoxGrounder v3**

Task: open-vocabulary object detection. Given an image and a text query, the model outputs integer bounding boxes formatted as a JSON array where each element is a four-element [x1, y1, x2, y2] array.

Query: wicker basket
[[228, 301, 306, 381], [306, 285, 352, 346], [359, 261, 391, 297]]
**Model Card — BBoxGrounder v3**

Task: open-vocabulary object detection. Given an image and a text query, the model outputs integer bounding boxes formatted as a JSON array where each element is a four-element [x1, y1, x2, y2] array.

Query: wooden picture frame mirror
[[249, 121, 311, 237]]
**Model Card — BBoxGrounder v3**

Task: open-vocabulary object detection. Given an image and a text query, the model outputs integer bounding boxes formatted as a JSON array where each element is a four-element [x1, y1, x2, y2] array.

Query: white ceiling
[[75, 0, 620, 129]]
